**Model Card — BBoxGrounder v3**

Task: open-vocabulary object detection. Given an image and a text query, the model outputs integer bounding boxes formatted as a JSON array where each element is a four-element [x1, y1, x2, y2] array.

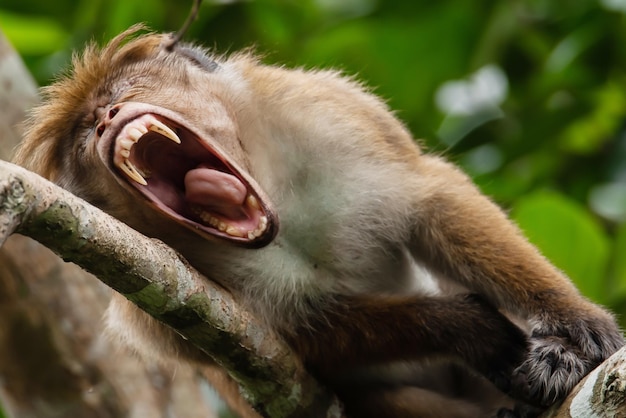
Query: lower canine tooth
[[137, 168, 151, 179], [118, 160, 147, 186]]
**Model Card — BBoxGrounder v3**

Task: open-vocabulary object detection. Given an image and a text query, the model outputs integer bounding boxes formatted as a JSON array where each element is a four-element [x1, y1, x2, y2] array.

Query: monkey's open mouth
[[109, 112, 276, 247]]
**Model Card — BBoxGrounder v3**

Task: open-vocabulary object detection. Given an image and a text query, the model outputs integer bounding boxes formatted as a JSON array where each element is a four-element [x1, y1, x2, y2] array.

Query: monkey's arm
[[285, 294, 526, 394], [410, 155, 624, 405]]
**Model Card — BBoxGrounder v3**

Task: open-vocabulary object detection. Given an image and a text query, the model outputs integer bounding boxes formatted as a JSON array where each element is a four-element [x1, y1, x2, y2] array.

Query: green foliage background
[[1, 0, 626, 320]]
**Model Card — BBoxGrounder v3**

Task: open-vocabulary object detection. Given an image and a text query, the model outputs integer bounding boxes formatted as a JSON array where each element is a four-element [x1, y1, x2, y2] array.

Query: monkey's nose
[[108, 107, 119, 119], [96, 105, 122, 137]]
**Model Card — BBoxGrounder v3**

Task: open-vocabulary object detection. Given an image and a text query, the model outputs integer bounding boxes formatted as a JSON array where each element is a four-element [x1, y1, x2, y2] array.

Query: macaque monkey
[[14, 25, 624, 418]]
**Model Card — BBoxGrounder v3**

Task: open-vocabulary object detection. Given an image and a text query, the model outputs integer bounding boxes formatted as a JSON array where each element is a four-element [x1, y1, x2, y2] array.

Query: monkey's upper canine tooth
[[118, 160, 148, 186], [148, 118, 181, 144]]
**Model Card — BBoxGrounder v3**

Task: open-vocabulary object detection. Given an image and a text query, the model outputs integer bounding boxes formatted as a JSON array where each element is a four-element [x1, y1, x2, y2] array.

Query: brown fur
[[14, 26, 624, 417]]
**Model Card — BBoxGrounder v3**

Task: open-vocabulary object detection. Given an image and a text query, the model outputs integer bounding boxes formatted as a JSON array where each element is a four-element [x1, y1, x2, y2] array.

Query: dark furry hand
[[511, 313, 624, 406]]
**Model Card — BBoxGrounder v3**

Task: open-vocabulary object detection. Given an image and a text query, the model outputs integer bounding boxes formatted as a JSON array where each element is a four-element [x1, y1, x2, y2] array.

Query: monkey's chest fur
[[171, 151, 432, 329]]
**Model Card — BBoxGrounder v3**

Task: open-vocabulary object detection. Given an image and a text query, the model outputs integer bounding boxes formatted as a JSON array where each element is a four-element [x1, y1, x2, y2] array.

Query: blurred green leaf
[[560, 82, 626, 154], [0, 11, 68, 55], [511, 191, 610, 303], [612, 222, 626, 295]]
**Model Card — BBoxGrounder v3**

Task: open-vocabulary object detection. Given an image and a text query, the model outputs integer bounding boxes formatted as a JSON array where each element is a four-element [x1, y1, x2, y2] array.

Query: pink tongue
[[184, 166, 247, 218]]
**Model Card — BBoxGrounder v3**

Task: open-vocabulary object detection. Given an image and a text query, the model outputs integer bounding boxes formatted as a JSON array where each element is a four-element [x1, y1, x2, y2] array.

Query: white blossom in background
[[601, 0, 626, 13], [435, 64, 509, 149], [435, 65, 508, 116], [589, 183, 626, 222]]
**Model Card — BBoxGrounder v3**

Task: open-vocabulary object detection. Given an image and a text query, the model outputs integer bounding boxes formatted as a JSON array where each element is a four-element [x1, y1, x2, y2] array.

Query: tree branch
[[0, 28, 227, 418], [0, 159, 342, 418]]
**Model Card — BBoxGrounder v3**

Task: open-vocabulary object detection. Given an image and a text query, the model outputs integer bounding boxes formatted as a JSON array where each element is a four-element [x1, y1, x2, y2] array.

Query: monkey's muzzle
[[96, 102, 278, 248]]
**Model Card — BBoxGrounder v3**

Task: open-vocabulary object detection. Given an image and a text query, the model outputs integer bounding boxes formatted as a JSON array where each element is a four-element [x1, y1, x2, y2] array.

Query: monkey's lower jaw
[[97, 102, 277, 247]]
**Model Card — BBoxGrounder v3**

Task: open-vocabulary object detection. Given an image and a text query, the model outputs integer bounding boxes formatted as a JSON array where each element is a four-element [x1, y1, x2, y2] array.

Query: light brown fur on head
[[16, 25, 160, 177]]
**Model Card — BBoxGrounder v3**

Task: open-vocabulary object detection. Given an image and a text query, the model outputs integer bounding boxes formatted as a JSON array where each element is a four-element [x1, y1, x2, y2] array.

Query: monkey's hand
[[511, 308, 624, 406], [455, 295, 530, 395]]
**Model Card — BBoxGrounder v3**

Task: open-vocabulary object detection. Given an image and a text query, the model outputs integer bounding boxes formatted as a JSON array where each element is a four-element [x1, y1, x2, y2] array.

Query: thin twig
[[165, 0, 203, 51]]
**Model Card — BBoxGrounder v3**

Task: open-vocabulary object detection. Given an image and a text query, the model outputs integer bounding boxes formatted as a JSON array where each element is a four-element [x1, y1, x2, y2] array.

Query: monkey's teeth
[[196, 210, 218, 227], [259, 216, 268, 232], [193, 208, 247, 238], [225, 226, 245, 238], [119, 160, 148, 186], [248, 216, 268, 239], [119, 137, 136, 150], [128, 126, 147, 141], [246, 194, 260, 210], [243, 197, 267, 239], [114, 115, 181, 186], [148, 118, 181, 144], [137, 167, 151, 179]]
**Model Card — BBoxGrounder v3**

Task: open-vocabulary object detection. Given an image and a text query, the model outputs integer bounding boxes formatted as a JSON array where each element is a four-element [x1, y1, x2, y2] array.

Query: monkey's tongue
[[184, 165, 248, 219]]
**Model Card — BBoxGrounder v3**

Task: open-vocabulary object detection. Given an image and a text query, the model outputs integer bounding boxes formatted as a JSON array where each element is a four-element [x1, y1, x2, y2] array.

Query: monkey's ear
[[164, 0, 203, 51]]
